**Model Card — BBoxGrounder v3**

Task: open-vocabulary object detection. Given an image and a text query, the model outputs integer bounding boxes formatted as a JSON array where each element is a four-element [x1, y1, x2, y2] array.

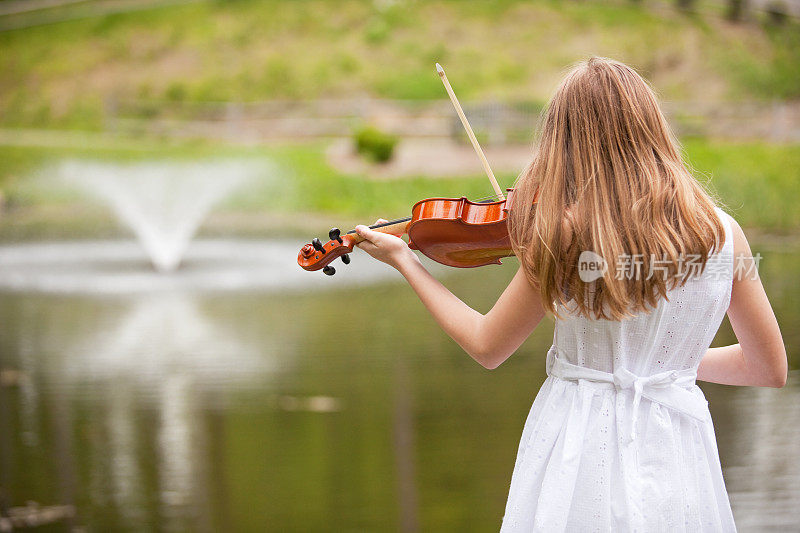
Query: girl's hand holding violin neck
[[355, 219, 420, 270]]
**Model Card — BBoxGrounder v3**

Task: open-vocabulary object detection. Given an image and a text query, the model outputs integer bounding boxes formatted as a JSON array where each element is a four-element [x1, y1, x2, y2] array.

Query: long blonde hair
[[509, 57, 725, 321]]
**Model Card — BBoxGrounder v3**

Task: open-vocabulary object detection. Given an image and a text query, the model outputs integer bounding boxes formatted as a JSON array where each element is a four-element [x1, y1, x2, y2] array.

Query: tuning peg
[[341, 253, 351, 265], [329, 227, 342, 243], [323, 265, 336, 276], [312, 238, 325, 254]]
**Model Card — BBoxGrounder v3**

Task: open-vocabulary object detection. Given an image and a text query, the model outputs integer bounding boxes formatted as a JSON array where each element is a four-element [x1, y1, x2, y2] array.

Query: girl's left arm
[[355, 224, 546, 369]]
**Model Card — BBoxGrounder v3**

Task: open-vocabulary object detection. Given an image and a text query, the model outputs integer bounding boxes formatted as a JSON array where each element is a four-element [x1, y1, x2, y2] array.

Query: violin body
[[297, 188, 517, 275], [407, 191, 514, 267]]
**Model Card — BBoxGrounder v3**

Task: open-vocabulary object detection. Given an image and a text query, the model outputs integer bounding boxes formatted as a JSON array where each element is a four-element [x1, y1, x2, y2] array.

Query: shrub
[[354, 126, 398, 163], [765, 1, 788, 24], [726, 0, 745, 21], [165, 82, 187, 102]]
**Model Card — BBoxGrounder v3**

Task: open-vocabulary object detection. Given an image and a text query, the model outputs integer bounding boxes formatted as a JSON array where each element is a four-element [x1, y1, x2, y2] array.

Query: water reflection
[[157, 375, 204, 532], [106, 385, 147, 526], [0, 245, 797, 531], [718, 371, 800, 530], [63, 295, 274, 389]]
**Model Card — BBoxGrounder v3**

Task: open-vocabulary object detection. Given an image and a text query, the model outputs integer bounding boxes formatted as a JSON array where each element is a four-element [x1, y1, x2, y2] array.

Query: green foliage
[[683, 139, 800, 231], [364, 18, 391, 44], [765, 1, 789, 25], [726, 0, 745, 21], [718, 22, 800, 99], [353, 126, 398, 163], [165, 82, 188, 102], [0, 139, 798, 235], [1, 0, 799, 129]]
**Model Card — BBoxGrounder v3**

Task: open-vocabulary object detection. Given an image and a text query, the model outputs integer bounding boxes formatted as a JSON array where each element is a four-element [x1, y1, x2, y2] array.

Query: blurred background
[[0, 0, 798, 531]]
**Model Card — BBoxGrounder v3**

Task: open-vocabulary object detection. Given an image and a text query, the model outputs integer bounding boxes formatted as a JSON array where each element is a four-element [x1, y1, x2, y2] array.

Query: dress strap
[[546, 346, 710, 442], [714, 206, 735, 309]]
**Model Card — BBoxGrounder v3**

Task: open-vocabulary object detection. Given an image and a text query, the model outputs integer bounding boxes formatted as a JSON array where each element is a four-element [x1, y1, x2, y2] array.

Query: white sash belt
[[545, 345, 710, 442]]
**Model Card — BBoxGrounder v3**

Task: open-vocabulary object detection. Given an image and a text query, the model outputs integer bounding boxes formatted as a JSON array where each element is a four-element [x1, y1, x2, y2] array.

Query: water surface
[[0, 241, 797, 532]]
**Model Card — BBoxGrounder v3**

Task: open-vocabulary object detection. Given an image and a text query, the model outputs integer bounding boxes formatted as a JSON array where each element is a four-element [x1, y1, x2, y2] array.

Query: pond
[[0, 238, 797, 532]]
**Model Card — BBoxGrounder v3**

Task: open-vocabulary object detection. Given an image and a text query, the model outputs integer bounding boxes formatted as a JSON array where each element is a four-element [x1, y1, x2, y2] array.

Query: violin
[[298, 63, 523, 276], [297, 189, 516, 275]]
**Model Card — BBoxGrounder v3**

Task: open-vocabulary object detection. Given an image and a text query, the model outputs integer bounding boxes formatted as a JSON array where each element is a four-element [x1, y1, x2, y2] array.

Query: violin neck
[[345, 217, 411, 243]]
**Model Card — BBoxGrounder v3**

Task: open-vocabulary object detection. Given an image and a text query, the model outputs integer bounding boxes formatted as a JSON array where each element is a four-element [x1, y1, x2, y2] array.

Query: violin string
[[475, 192, 503, 203], [345, 216, 412, 235]]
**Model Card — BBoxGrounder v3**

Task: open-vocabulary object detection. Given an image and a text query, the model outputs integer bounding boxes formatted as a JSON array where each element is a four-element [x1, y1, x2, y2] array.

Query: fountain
[[57, 159, 261, 271], [0, 158, 411, 294]]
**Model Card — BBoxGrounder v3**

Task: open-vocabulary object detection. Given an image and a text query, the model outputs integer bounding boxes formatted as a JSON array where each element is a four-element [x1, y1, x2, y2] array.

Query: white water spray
[[58, 159, 264, 271]]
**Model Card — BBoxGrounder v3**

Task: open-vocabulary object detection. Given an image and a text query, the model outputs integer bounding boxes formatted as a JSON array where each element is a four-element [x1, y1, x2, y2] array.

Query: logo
[[578, 251, 607, 282]]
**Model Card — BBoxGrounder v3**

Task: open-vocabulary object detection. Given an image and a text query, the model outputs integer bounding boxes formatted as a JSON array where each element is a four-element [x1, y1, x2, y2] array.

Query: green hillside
[[1, 0, 798, 129]]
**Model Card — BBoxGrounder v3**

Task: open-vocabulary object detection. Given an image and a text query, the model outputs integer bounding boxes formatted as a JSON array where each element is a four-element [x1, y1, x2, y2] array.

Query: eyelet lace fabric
[[500, 207, 737, 532]]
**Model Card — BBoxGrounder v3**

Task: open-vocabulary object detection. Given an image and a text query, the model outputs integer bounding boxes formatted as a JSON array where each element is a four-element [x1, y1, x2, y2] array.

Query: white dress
[[501, 207, 738, 532]]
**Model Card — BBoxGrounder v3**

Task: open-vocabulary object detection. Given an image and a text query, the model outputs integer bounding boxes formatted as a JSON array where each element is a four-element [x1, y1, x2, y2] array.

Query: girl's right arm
[[697, 216, 788, 387]]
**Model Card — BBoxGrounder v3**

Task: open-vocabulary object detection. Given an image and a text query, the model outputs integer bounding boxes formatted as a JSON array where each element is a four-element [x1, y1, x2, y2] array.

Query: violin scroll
[[298, 227, 356, 275], [298, 219, 412, 275]]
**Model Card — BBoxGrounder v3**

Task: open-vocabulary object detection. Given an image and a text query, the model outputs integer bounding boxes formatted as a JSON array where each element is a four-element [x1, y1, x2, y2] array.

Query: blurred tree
[[765, 0, 789, 24], [727, 0, 747, 21]]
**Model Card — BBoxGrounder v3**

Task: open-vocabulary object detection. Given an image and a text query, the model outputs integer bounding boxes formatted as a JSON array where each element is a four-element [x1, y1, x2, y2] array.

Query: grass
[[0, 137, 798, 239], [684, 138, 800, 230], [1, 0, 799, 129]]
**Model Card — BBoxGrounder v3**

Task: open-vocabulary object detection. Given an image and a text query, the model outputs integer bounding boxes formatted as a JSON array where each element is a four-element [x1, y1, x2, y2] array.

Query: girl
[[353, 57, 787, 532]]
